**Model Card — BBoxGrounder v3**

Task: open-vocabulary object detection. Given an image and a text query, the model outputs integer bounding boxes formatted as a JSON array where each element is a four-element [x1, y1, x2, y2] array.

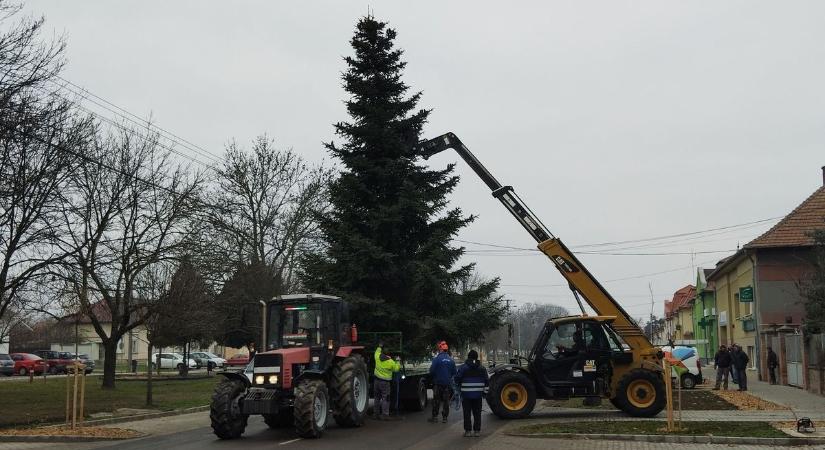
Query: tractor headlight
[[268, 375, 278, 384], [255, 375, 265, 385]]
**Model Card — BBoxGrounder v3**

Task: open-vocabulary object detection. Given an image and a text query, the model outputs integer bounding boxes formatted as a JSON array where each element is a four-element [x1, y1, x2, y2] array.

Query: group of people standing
[[428, 341, 489, 437], [712, 343, 750, 391], [372, 340, 490, 437]]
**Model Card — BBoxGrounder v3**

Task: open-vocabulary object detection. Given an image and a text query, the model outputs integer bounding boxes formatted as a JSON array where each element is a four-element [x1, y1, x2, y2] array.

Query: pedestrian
[[454, 349, 489, 437], [728, 344, 738, 384], [767, 347, 778, 385], [732, 345, 749, 391], [373, 342, 401, 420], [712, 344, 731, 390], [428, 341, 456, 423]]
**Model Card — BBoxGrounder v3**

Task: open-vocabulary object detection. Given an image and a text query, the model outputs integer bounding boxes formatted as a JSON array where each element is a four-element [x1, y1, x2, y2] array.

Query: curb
[[510, 432, 825, 446]]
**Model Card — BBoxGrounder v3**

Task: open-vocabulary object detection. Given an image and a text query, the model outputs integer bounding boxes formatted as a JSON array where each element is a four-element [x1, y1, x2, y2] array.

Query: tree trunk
[[101, 340, 118, 389], [146, 341, 153, 406]]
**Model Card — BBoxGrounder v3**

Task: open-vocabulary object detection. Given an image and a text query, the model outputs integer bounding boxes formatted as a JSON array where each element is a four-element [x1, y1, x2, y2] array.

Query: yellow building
[[664, 285, 696, 345], [707, 252, 756, 368]]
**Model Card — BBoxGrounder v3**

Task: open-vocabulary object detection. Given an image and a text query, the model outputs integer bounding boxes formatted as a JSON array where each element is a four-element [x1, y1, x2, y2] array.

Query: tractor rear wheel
[[294, 379, 329, 438], [486, 371, 536, 419], [210, 379, 248, 439], [332, 354, 368, 427], [263, 409, 293, 428], [612, 369, 666, 417]]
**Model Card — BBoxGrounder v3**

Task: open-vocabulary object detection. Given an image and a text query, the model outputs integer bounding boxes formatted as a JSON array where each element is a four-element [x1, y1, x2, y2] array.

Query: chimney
[[822, 166, 825, 186]]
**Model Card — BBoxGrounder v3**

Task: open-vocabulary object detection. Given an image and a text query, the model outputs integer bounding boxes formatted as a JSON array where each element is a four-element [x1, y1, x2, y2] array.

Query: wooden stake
[[663, 359, 674, 432], [79, 365, 86, 423], [71, 362, 79, 428], [65, 368, 71, 425], [677, 373, 682, 431]]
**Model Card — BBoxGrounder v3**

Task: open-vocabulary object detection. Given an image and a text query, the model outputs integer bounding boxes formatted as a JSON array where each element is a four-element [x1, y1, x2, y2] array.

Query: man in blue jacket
[[454, 349, 489, 437], [428, 341, 456, 423]]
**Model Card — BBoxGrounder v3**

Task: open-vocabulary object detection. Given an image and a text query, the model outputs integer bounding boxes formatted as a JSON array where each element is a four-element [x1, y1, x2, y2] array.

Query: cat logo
[[583, 360, 597, 372], [553, 255, 579, 273]]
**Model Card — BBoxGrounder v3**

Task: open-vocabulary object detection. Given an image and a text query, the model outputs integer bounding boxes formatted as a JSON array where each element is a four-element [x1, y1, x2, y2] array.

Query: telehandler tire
[[332, 354, 368, 427], [612, 368, 666, 417], [210, 379, 249, 439], [486, 370, 536, 419], [401, 377, 428, 411], [294, 379, 329, 438]]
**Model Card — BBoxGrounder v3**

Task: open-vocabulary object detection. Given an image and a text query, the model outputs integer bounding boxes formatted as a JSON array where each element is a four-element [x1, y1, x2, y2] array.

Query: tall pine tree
[[302, 16, 505, 353]]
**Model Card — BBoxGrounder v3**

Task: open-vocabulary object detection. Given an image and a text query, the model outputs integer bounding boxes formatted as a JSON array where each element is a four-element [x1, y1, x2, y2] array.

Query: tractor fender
[[293, 369, 326, 386], [219, 371, 251, 388], [335, 346, 365, 358]]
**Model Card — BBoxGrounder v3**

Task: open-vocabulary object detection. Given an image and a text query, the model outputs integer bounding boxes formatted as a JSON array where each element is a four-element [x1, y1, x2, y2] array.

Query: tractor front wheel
[[486, 371, 536, 419], [612, 369, 666, 417], [210, 379, 248, 439], [331, 354, 368, 427], [294, 379, 329, 438]]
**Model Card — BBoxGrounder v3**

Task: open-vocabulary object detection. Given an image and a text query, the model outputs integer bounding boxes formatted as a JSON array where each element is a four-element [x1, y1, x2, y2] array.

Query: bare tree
[[0, 1, 91, 323], [199, 136, 330, 289], [57, 123, 203, 388]]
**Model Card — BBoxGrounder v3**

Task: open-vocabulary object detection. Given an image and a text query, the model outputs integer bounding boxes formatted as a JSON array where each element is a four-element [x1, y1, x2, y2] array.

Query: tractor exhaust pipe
[[259, 300, 267, 352]]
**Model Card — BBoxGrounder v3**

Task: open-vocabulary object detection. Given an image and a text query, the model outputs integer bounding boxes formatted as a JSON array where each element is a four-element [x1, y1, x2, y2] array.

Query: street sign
[[739, 286, 753, 302]]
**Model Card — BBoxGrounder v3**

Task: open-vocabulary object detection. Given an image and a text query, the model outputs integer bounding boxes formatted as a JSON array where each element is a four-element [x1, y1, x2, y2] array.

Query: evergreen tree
[[214, 262, 283, 349], [302, 16, 505, 353]]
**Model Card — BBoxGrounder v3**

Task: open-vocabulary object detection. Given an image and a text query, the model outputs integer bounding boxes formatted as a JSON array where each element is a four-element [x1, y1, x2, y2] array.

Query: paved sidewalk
[[702, 367, 825, 417], [470, 434, 825, 450]]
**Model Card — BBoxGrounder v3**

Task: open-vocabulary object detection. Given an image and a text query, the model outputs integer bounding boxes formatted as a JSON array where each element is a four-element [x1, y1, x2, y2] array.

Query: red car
[[225, 354, 250, 367], [10, 353, 47, 376]]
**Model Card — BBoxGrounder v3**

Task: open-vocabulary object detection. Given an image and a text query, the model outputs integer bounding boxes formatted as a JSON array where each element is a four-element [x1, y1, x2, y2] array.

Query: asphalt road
[[90, 405, 507, 450]]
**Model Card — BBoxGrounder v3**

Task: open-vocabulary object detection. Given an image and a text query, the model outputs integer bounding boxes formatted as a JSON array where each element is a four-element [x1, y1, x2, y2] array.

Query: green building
[[692, 268, 717, 362]]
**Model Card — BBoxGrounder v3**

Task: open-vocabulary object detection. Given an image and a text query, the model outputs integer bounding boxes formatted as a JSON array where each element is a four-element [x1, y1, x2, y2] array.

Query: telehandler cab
[[414, 133, 666, 418]]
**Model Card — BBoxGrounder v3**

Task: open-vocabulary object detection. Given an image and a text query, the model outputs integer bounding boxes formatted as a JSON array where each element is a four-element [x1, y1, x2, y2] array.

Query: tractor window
[[270, 305, 323, 349], [582, 322, 610, 351]]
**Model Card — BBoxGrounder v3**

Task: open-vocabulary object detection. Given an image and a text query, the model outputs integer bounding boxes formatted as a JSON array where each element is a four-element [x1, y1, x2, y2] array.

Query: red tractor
[[210, 293, 427, 439]]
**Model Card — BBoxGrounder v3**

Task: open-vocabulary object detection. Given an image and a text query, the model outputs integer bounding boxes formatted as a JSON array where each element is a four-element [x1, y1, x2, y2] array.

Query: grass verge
[[0, 376, 220, 428], [512, 421, 788, 438]]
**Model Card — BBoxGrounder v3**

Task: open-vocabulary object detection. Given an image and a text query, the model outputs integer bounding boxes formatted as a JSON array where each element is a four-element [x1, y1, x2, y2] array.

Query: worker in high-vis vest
[[373, 343, 401, 420], [454, 349, 489, 437]]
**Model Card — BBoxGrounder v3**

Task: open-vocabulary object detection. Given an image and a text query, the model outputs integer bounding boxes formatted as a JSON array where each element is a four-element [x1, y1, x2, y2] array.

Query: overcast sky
[[23, 1, 825, 321]]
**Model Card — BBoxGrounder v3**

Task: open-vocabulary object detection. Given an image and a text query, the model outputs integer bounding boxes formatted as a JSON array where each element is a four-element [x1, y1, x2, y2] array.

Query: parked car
[[69, 353, 95, 375], [33, 350, 73, 374], [10, 353, 47, 376], [0, 354, 14, 376], [662, 345, 703, 389], [150, 353, 197, 370], [190, 351, 226, 370], [225, 353, 250, 367]]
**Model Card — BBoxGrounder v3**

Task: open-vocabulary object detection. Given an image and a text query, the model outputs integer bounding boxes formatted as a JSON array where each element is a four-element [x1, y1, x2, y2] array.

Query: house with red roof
[[709, 167, 825, 393], [664, 285, 696, 346]]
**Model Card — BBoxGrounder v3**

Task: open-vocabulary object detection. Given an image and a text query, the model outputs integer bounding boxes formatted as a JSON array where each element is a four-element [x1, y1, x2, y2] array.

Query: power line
[[463, 249, 736, 256]]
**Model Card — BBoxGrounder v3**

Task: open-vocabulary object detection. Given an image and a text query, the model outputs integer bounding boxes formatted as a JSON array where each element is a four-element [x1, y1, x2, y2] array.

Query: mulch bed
[[0, 426, 140, 438], [542, 389, 736, 411], [710, 390, 788, 410]]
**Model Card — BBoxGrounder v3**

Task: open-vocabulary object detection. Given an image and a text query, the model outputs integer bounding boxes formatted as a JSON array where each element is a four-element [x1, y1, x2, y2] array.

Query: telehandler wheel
[[612, 368, 666, 417], [263, 409, 293, 428], [401, 377, 428, 411], [486, 371, 536, 419], [332, 354, 368, 427], [294, 379, 329, 438], [210, 379, 249, 439]]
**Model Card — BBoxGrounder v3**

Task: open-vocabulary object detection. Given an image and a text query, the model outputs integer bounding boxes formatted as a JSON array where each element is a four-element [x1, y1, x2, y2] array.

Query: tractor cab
[[527, 316, 630, 397], [264, 294, 352, 352]]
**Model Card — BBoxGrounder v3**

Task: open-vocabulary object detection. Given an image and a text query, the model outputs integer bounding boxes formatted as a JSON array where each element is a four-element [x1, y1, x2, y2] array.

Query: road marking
[[279, 438, 302, 445]]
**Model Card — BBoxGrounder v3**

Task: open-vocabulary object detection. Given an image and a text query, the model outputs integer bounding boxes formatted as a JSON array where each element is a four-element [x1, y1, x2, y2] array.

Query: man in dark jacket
[[454, 349, 489, 437], [767, 347, 778, 385], [732, 345, 749, 391], [712, 344, 731, 390], [428, 341, 456, 423]]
